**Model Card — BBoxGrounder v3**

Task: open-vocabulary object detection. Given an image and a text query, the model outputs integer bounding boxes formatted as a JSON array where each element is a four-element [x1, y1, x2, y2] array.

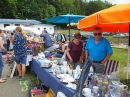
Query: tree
[[16, 0, 44, 20], [45, 5, 56, 18], [0, 0, 17, 18], [85, 0, 113, 15], [74, 0, 86, 15], [55, 0, 76, 15]]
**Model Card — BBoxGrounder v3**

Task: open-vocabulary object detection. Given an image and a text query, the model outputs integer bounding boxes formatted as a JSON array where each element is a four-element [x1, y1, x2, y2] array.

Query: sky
[[87, 0, 130, 4]]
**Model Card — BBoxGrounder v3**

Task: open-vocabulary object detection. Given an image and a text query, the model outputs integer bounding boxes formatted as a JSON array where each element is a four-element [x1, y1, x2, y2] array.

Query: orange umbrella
[[78, 3, 130, 80], [78, 3, 130, 33]]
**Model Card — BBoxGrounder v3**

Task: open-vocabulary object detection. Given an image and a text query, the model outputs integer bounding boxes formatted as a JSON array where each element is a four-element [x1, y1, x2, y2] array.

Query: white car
[[113, 33, 128, 38], [6, 26, 41, 34]]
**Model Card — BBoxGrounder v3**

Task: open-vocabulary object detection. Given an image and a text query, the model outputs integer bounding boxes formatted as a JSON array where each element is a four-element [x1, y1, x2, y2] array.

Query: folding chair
[[103, 60, 119, 75]]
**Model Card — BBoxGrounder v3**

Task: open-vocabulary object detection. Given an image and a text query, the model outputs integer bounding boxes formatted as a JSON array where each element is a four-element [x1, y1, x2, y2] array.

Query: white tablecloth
[[26, 55, 32, 66]]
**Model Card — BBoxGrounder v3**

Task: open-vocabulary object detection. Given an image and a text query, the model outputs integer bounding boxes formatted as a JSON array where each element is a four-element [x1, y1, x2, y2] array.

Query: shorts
[[15, 56, 27, 65]]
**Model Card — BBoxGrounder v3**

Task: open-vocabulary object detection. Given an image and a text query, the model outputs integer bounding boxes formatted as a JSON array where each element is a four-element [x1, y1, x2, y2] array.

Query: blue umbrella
[[43, 14, 86, 41]]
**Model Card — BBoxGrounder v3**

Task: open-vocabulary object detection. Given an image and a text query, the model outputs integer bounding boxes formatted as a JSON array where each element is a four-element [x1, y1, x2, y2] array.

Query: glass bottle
[[102, 75, 109, 97]]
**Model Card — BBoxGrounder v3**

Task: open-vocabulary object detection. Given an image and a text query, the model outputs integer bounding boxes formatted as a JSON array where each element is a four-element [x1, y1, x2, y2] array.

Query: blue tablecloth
[[31, 58, 74, 97]]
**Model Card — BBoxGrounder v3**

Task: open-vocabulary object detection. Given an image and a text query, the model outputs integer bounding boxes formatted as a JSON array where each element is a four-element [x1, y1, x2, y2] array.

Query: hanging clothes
[[56, 33, 67, 43]]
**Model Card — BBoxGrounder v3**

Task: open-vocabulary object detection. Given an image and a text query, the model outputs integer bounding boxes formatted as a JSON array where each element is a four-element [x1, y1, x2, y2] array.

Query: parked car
[[124, 33, 129, 37], [102, 32, 113, 36], [113, 33, 128, 38], [80, 32, 93, 42]]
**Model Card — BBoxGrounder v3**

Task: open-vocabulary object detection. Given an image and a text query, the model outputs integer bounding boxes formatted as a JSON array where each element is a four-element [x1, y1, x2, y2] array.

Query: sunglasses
[[94, 33, 101, 36], [75, 37, 81, 39]]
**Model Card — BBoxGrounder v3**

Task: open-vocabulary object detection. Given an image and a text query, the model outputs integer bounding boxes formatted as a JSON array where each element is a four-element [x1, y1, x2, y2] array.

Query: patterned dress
[[13, 33, 27, 58]]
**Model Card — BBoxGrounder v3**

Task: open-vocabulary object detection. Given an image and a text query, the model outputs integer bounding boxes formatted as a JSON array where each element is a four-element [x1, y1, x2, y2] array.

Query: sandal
[[2, 78, 7, 80], [7, 74, 10, 77], [0, 79, 6, 83]]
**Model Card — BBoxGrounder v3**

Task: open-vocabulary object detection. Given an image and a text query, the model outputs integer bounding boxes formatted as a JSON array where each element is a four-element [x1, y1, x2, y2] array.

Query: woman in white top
[[0, 30, 7, 83]]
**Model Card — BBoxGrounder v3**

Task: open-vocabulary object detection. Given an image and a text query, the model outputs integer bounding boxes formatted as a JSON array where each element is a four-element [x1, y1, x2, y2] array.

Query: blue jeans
[[15, 56, 27, 65], [3, 44, 7, 50], [54, 53, 63, 58], [7, 42, 10, 51], [0, 53, 4, 78]]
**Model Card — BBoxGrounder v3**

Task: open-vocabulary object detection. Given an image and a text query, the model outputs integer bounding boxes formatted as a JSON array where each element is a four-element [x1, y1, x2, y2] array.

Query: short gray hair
[[42, 30, 47, 33]]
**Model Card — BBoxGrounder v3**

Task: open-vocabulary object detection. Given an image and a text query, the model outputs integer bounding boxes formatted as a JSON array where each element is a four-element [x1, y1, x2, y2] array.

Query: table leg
[[10, 61, 17, 79]]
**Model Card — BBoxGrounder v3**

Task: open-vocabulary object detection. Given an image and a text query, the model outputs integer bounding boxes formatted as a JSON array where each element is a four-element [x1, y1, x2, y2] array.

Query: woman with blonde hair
[[12, 26, 27, 80]]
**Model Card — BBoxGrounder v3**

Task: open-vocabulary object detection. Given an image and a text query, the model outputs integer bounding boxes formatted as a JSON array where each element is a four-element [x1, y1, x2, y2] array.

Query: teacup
[[116, 85, 128, 93], [110, 72, 120, 81], [82, 88, 91, 97], [112, 81, 123, 86], [92, 86, 99, 93]]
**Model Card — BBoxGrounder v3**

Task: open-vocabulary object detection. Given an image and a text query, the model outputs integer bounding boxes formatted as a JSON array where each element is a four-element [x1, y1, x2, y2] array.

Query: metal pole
[[69, 17, 70, 42], [126, 23, 130, 80]]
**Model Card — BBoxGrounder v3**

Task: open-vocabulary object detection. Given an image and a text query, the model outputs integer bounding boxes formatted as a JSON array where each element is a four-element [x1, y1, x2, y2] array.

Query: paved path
[[0, 64, 31, 97]]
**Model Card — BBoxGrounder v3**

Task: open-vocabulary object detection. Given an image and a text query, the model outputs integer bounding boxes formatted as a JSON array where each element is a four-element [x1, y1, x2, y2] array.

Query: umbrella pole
[[126, 23, 130, 80], [69, 17, 70, 42]]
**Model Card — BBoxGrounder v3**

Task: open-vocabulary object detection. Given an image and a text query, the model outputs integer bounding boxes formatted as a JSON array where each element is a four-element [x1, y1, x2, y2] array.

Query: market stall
[[31, 58, 74, 97]]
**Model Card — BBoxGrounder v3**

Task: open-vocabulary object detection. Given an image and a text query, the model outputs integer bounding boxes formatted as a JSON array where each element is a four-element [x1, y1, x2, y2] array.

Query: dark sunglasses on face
[[94, 33, 101, 36], [75, 37, 81, 39]]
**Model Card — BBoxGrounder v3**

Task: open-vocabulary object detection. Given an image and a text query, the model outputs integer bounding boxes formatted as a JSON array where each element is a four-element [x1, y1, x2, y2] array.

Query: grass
[[110, 48, 127, 68], [105, 36, 128, 44], [26, 66, 37, 84], [110, 48, 128, 80]]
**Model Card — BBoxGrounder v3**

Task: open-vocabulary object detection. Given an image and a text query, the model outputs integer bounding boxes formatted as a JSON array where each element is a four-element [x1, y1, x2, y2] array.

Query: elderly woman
[[12, 27, 27, 80], [66, 32, 83, 69]]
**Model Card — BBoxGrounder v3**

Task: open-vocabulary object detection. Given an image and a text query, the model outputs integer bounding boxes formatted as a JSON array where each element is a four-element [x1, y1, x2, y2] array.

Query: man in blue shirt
[[37, 30, 55, 52], [85, 27, 113, 73]]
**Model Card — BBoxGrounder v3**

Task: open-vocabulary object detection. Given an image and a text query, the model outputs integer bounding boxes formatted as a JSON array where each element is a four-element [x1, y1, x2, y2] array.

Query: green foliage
[[110, 48, 127, 68], [85, 0, 113, 15], [46, 5, 56, 18], [110, 48, 128, 80], [0, 0, 17, 18], [55, 0, 76, 15], [0, 0, 113, 22]]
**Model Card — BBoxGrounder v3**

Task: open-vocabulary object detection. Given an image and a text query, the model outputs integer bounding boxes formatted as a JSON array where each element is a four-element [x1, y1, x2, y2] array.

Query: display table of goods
[[82, 72, 130, 97], [32, 52, 82, 96], [32, 52, 130, 97]]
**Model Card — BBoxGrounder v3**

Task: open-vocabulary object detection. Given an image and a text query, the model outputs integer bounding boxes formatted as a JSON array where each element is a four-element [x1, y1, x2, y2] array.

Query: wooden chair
[[103, 60, 119, 75]]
